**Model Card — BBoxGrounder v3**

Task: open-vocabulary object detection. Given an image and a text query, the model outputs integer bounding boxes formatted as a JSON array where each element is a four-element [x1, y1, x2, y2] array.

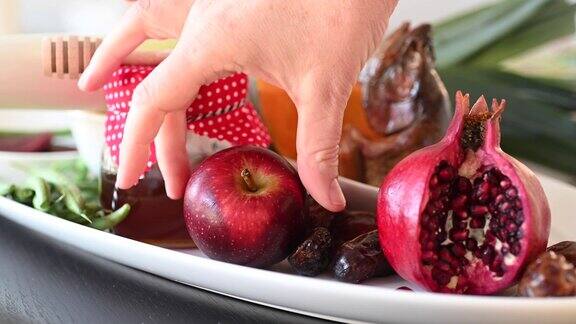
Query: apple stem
[[241, 169, 258, 192]]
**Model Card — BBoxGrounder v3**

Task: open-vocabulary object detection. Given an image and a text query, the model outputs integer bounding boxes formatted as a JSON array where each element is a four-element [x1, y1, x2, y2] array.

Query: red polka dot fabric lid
[[103, 65, 271, 170]]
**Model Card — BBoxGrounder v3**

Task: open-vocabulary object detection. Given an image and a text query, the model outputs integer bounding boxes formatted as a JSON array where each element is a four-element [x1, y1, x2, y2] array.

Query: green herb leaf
[[434, 0, 549, 68], [466, 0, 576, 66]]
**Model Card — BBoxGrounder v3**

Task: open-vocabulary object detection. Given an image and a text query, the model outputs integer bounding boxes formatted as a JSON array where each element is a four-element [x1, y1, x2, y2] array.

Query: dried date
[[288, 227, 332, 276], [330, 210, 376, 246], [333, 230, 394, 283], [547, 241, 576, 265], [293, 197, 379, 278], [518, 251, 576, 297], [305, 196, 340, 231]]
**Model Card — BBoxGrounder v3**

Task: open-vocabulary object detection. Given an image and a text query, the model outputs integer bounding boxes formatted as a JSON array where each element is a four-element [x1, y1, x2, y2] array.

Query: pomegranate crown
[[448, 91, 507, 151]]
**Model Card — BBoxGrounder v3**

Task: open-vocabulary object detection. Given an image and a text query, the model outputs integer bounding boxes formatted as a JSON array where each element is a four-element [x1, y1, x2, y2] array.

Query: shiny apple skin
[[184, 146, 307, 268]]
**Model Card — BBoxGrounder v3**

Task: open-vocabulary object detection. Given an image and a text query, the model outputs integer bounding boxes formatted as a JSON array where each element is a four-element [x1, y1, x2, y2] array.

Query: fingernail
[[115, 171, 138, 190], [329, 178, 346, 209], [78, 73, 89, 90]]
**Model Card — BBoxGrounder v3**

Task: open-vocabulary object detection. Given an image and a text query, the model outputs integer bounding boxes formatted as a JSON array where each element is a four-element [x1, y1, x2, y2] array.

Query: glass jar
[[100, 148, 194, 248]]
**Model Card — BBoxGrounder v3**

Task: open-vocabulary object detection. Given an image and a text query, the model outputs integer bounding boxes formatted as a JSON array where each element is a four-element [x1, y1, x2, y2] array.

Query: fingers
[[115, 39, 210, 190], [115, 89, 166, 189], [293, 78, 350, 212], [154, 110, 190, 199], [78, 5, 147, 91]]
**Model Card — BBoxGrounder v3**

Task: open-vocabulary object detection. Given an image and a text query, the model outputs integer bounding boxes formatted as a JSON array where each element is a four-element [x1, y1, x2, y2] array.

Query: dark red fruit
[[184, 146, 306, 268], [377, 92, 550, 294]]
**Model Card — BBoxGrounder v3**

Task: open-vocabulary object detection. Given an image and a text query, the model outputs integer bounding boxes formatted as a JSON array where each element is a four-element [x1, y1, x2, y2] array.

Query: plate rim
[[0, 186, 575, 324]]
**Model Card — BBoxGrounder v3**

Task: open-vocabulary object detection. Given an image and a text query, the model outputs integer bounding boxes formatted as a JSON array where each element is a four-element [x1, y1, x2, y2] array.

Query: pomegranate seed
[[436, 261, 452, 273], [505, 187, 517, 198], [440, 196, 451, 207], [429, 175, 439, 188], [500, 179, 511, 189], [499, 214, 511, 225], [429, 188, 442, 200], [460, 258, 470, 266], [437, 160, 449, 170], [453, 220, 468, 230], [449, 228, 469, 241], [488, 206, 498, 217], [509, 242, 521, 256], [438, 167, 456, 182], [490, 256, 504, 273], [498, 202, 511, 213], [451, 195, 468, 211], [495, 229, 507, 241], [470, 217, 486, 229], [489, 221, 499, 231], [485, 232, 497, 245], [455, 209, 470, 220], [514, 199, 522, 209], [423, 239, 436, 251], [450, 261, 462, 275], [494, 194, 505, 205], [436, 231, 447, 243], [427, 200, 445, 215], [481, 245, 495, 264], [431, 267, 451, 286], [514, 212, 524, 225], [474, 181, 490, 198], [439, 248, 453, 262], [506, 222, 518, 232], [490, 187, 500, 198], [452, 243, 467, 257], [484, 169, 500, 183], [471, 205, 489, 216], [422, 251, 438, 265], [424, 219, 439, 231], [456, 177, 472, 193], [465, 238, 478, 251]]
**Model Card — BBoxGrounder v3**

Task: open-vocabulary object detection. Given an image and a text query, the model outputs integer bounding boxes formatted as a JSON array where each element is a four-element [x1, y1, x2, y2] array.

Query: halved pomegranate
[[377, 92, 550, 294]]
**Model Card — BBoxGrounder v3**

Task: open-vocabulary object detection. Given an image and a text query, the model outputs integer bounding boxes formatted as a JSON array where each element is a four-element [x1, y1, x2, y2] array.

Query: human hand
[[79, 0, 397, 212]]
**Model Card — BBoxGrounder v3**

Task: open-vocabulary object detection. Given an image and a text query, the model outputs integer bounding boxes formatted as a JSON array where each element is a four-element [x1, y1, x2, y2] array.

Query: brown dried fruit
[[333, 230, 394, 283], [518, 251, 576, 297], [306, 196, 376, 240], [293, 197, 379, 277], [330, 210, 377, 246], [305, 196, 340, 231], [288, 227, 332, 276], [547, 241, 576, 265]]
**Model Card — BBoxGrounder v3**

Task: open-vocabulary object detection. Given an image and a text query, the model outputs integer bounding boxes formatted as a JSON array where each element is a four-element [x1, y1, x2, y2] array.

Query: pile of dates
[[287, 197, 394, 283], [518, 241, 576, 297]]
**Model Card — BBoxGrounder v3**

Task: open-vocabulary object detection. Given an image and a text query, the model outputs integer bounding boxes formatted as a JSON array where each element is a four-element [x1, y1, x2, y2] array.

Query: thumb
[[293, 77, 350, 212]]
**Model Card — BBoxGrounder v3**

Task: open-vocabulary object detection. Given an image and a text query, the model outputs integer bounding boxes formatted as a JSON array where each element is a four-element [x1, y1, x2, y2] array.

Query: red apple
[[183, 145, 307, 268]]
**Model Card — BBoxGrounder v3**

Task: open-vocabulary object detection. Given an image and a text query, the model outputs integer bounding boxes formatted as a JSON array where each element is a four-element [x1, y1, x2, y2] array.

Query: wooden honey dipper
[[41, 35, 170, 79], [0, 34, 170, 109]]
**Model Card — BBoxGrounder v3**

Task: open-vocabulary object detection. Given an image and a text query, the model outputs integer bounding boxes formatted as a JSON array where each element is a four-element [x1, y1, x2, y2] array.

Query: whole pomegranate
[[377, 92, 550, 294]]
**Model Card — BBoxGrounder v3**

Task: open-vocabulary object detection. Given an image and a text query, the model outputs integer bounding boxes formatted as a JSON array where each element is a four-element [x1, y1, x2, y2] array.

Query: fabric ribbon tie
[[103, 65, 271, 171]]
